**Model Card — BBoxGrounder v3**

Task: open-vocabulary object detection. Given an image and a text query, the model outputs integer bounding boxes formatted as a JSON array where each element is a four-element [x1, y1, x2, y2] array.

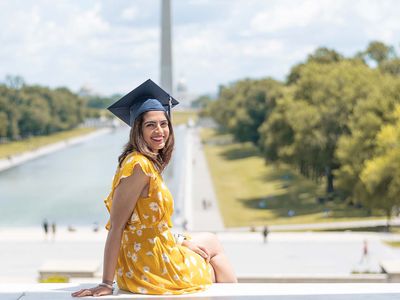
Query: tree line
[[205, 41, 400, 220], [0, 76, 116, 141]]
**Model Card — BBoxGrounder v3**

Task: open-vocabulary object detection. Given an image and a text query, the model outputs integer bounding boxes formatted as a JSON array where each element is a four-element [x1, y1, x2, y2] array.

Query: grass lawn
[[384, 241, 400, 248], [172, 110, 198, 126], [0, 127, 97, 159], [201, 128, 386, 228]]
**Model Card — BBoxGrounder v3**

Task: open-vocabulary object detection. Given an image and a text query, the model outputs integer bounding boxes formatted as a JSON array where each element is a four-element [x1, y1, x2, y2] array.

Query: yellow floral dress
[[104, 151, 213, 295]]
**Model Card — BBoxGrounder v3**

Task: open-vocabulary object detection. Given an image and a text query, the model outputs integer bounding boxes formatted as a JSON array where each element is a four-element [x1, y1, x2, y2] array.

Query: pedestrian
[[262, 226, 269, 243], [182, 219, 188, 231], [359, 239, 369, 265], [72, 79, 237, 298], [93, 222, 99, 232], [202, 198, 207, 210], [42, 218, 49, 240], [51, 222, 56, 241]]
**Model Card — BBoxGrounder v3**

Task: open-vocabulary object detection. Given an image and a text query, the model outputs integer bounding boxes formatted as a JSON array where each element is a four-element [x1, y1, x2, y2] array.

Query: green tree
[[262, 60, 386, 193], [287, 47, 344, 84], [357, 105, 400, 227], [210, 78, 283, 144], [379, 58, 400, 76], [0, 111, 8, 138], [364, 41, 396, 65], [335, 75, 400, 200]]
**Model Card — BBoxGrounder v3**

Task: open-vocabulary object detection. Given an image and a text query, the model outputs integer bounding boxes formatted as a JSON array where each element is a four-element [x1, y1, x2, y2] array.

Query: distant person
[[182, 219, 188, 231], [359, 240, 369, 265], [262, 226, 269, 243], [72, 79, 236, 298], [51, 222, 56, 241], [202, 198, 208, 210], [42, 218, 49, 240], [68, 225, 76, 232], [93, 222, 99, 232]]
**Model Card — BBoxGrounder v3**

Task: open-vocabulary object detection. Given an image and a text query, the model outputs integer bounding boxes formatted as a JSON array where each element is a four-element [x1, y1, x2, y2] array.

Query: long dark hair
[[118, 111, 174, 173]]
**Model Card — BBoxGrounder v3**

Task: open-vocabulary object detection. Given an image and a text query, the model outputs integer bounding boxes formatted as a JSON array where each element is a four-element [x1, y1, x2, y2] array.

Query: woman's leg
[[190, 232, 237, 283]]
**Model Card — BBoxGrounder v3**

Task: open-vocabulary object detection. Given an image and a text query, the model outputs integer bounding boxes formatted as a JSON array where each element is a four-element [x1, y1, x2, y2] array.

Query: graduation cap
[[107, 79, 179, 126]]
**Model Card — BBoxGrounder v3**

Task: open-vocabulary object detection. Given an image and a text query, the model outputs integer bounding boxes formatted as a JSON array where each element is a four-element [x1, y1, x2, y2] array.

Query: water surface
[[0, 126, 186, 227]]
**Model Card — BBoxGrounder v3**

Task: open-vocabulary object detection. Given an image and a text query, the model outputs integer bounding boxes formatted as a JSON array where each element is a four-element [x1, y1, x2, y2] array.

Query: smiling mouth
[[151, 136, 164, 142]]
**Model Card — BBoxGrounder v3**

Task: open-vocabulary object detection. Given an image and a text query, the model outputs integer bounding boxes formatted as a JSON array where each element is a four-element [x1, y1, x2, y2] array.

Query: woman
[[72, 80, 236, 297]]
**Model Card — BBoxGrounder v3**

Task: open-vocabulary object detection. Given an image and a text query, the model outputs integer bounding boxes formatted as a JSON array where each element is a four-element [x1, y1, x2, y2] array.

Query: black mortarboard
[[107, 79, 179, 126]]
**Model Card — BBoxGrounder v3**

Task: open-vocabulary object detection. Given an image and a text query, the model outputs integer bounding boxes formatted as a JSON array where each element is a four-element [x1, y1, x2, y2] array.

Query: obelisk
[[160, 0, 173, 93]]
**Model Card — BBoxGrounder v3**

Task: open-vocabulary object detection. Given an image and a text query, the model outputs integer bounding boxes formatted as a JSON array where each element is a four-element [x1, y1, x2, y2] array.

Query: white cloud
[[353, 0, 400, 42], [121, 6, 138, 20], [1, 0, 400, 95], [251, 1, 321, 33], [242, 40, 284, 58]]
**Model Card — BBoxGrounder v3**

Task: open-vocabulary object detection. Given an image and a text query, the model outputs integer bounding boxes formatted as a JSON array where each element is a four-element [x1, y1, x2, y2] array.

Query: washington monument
[[160, 0, 173, 93]]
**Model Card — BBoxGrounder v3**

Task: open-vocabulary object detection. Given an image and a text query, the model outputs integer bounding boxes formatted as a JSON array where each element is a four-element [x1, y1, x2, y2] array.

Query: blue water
[[0, 126, 186, 227]]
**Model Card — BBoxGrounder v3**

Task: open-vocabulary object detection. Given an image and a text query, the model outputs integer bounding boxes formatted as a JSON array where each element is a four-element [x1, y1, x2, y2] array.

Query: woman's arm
[[72, 164, 148, 297], [102, 164, 148, 284]]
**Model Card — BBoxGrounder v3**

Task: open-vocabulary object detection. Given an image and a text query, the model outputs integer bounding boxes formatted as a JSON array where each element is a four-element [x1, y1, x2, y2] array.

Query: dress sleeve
[[118, 154, 153, 183], [104, 153, 154, 230]]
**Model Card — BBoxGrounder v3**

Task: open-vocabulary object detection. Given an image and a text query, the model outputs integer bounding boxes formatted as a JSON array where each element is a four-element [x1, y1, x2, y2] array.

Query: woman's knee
[[200, 232, 224, 254]]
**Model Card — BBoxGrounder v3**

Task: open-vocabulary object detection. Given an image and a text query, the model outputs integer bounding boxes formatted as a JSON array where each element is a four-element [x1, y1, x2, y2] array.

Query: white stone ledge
[[2, 283, 400, 299]]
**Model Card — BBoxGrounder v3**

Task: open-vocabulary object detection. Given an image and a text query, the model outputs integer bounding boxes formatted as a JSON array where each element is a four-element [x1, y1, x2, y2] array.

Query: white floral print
[[126, 269, 133, 278], [185, 258, 190, 267], [131, 212, 139, 222], [137, 287, 148, 294], [149, 202, 159, 212], [131, 253, 137, 262], [134, 242, 141, 252], [162, 253, 170, 263]]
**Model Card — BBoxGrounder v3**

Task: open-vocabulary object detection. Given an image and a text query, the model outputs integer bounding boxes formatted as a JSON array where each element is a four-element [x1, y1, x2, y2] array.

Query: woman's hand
[[71, 284, 113, 297], [182, 240, 210, 263]]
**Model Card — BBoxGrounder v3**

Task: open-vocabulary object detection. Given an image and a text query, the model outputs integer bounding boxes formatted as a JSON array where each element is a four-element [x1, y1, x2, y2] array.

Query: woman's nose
[[154, 123, 162, 132]]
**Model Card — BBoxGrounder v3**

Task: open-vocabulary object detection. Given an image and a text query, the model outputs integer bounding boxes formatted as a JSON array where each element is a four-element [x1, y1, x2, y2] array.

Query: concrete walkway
[[2, 227, 400, 284], [189, 127, 224, 232]]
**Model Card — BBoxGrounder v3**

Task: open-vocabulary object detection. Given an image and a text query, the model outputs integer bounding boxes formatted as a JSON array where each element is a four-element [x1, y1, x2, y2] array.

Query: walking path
[[189, 126, 224, 232]]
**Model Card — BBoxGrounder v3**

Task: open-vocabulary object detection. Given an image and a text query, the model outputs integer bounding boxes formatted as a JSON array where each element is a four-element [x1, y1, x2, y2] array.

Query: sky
[[1, 0, 400, 97]]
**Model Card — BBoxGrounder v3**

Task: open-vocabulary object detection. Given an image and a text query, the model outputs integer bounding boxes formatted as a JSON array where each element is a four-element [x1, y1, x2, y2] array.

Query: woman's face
[[142, 111, 170, 152]]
